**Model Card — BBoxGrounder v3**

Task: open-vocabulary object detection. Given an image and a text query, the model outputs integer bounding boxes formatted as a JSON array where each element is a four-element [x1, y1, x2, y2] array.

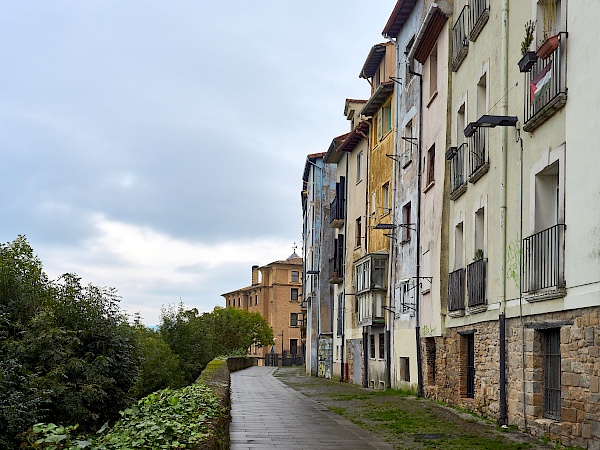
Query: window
[[378, 333, 385, 359], [291, 271, 299, 283], [357, 152, 363, 182], [426, 338, 436, 385], [477, 73, 487, 118], [427, 144, 435, 186], [356, 217, 362, 247], [454, 222, 464, 270], [290, 339, 298, 355], [238, 298, 241, 307], [461, 333, 475, 398], [337, 293, 343, 337], [544, 328, 561, 420], [370, 334, 376, 359], [474, 207, 485, 259], [429, 45, 438, 100], [402, 202, 412, 241], [399, 357, 410, 382], [382, 182, 390, 214], [290, 288, 299, 301], [255, 295, 258, 306], [457, 103, 466, 147], [402, 120, 414, 167], [400, 280, 413, 314], [290, 313, 299, 327], [378, 102, 392, 140], [372, 258, 387, 289]]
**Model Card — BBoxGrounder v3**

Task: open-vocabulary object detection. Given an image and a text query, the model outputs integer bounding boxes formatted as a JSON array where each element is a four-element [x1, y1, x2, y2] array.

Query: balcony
[[468, 0, 489, 42], [467, 258, 487, 310], [330, 196, 345, 228], [358, 291, 385, 326], [329, 235, 344, 285], [523, 33, 567, 132], [468, 127, 488, 182], [452, 5, 469, 71], [448, 268, 466, 316], [448, 143, 467, 199], [522, 224, 566, 301]]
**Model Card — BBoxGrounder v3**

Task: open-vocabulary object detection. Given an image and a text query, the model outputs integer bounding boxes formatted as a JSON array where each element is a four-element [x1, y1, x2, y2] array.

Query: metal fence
[[467, 258, 487, 307], [522, 224, 565, 293], [448, 268, 466, 312]]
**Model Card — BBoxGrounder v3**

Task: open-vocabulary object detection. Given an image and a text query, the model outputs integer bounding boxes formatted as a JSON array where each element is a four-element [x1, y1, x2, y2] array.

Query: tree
[[206, 307, 274, 355]]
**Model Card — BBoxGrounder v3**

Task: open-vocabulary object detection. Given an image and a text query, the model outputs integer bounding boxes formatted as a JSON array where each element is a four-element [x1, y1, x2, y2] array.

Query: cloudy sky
[[1, 1, 395, 325]]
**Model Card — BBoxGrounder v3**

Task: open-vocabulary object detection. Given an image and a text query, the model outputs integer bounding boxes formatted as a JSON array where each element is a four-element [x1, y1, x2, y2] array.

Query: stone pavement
[[230, 366, 394, 449]]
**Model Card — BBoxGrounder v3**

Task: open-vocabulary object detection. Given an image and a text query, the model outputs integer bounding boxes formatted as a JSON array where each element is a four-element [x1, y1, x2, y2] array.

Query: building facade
[[222, 255, 303, 362]]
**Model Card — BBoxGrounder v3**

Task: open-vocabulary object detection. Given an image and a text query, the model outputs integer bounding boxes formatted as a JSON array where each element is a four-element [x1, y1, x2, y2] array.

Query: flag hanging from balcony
[[530, 61, 552, 105]]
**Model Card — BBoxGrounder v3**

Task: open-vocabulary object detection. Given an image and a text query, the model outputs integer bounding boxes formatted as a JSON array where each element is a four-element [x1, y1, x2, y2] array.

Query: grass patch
[[327, 406, 347, 415]]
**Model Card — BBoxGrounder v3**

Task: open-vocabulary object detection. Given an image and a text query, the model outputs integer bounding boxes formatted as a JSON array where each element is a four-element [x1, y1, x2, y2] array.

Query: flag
[[530, 61, 553, 105]]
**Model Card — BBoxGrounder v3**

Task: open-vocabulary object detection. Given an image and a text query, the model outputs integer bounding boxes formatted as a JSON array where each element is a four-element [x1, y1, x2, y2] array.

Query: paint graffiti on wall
[[317, 337, 333, 379]]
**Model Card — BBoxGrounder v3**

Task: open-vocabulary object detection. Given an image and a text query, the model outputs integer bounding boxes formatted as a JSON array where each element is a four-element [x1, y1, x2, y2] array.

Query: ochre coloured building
[[222, 253, 303, 364]]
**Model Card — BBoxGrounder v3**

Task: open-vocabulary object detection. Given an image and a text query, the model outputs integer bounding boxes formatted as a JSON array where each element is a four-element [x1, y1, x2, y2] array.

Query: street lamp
[[464, 114, 518, 137]]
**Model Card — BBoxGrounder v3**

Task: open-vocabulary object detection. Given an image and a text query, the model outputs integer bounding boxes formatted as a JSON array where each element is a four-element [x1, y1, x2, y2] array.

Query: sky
[[0, 1, 396, 325]]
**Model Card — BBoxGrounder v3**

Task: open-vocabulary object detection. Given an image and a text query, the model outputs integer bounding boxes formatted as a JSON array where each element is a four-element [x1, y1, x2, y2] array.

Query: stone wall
[[422, 306, 600, 449]]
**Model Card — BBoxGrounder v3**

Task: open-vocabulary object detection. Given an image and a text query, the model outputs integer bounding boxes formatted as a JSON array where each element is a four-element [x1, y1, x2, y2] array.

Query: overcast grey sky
[[1, 1, 395, 325]]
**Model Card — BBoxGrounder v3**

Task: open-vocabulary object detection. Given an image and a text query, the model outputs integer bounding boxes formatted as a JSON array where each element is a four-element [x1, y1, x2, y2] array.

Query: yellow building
[[222, 254, 303, 364]]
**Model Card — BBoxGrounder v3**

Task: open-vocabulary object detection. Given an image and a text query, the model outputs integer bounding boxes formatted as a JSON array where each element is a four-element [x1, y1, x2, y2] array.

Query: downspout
[[357, 127, 371, 388], [384, 34, 401, 390], [410, 68, 424, 398], [498, 0, 509, 427], [341, 151, 350, 382]]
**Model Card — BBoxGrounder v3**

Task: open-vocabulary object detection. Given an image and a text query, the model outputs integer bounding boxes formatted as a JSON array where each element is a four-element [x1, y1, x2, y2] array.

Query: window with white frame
[[357, 152, 363, 182]]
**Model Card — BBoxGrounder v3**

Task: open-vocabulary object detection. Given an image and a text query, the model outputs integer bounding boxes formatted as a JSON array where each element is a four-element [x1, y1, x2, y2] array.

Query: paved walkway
[[230, 366, 393, 449]]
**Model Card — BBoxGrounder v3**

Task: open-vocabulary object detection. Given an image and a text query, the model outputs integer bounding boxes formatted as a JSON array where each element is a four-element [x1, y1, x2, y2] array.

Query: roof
[[410, 4, 449, 64], [324, 132, 350, 164], [359, 81, 395, 117], [337, 121, 370, 154], [359, 43, 390, 79], [263, 257, 303, 267], [344, 98, 368, 118], [302, 152, 326, 182], [382, 0, 418, 37]]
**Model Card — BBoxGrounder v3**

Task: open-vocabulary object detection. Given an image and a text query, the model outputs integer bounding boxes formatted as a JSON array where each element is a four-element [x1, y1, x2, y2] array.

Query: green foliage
[[22, 383, 222, 449], [0, 236, 140, 446], [159, 303, 274, 385], [131, 324, 183, 398], [521, 20, 536, 56]]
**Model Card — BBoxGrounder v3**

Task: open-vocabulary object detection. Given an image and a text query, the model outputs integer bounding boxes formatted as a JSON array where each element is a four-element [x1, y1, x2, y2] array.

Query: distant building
[[222, 254, 303, 363]]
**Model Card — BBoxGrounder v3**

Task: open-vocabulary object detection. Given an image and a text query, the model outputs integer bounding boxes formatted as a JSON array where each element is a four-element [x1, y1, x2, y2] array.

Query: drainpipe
[[498, 0, 509, 427], [384, 34, 401, 390], [341, 150, 350, 382], [410, 68, 424, 398]]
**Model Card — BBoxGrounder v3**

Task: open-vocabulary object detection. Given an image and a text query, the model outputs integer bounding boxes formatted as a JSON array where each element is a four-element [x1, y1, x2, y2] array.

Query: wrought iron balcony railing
[[523, 32, 567, 132], [468, 0, 489, 41], [448, 268, 466, 312], [330, 196, 345, 228], [449, 143, 467, 196], [467, 258, 487, 307], [522, 224, 565, 293], [468, 127, 488, 180], [452, 5, 469, 71]]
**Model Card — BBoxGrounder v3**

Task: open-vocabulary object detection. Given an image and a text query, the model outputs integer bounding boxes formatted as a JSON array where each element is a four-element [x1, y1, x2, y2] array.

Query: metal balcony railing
[[452, 5, 469, 71], [522, 224, 565, 293], [467, 258, 487, 307], [448, 268, 466, 312], [468, 127, 487, 178], [523, 32, 567, 132], [330, 196, 345, 227], [450, 143, 467, 194], [468, 0, 489, 41]]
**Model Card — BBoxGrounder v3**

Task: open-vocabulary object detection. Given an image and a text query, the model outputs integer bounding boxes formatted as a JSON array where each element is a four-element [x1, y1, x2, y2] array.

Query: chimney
[[251, 265, 259, 285]]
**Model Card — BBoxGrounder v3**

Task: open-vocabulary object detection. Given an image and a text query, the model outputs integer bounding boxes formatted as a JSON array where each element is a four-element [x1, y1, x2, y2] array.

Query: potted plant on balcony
[[474, 248, 484, 261], [518, 20, 537, 72], [536, 0, 559, 60]]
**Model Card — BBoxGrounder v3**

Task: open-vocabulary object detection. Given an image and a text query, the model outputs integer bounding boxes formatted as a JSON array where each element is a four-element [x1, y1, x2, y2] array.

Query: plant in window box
[[537, 0, 559, 60], [518, 20, 538, 72], [474, 248, 484, 261]]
